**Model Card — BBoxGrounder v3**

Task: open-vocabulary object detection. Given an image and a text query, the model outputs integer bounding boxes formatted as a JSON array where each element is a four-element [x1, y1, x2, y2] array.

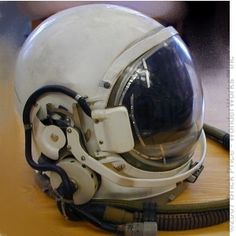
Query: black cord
[[57, 200, 118, 233], [203, 124, 229, 150], [23, 85, 92, 199], [23, 85, 91, 125], [24, 128, 75, 199]]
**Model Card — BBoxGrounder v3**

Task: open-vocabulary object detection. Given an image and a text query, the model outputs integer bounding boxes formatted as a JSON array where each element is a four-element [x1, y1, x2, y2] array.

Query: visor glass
[[112, 35, 204, 170]]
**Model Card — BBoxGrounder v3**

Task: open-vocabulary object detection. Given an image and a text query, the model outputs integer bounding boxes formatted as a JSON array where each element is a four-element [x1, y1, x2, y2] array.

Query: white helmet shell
[[16, 4, 163, 111]]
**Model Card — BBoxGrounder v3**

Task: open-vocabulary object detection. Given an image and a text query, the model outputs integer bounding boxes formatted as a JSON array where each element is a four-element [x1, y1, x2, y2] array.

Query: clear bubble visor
[[110, 35, 204, 171]]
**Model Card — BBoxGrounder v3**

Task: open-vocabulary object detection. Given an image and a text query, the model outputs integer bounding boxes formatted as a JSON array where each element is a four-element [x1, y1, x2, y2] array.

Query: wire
[[24, 128, 75, 199], [23, 85, 92, 199], [56, 200, 118, 233]]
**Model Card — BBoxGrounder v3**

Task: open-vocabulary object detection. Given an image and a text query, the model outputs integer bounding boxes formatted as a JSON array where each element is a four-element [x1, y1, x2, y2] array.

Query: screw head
[[103, 81, 111, 89]]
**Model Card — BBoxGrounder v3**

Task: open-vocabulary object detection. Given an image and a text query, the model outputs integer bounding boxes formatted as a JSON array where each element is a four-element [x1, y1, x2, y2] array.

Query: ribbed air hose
[[56, 198, 229, 232], [85, 199, 229, 231], [134, 209, 229, 230], [156, 209, 229, 230], [203, 124, 229, 150]]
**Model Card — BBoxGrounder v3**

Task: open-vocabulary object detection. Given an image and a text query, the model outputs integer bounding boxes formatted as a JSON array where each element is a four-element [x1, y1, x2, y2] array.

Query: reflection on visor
[[112, 35, 203, 170]]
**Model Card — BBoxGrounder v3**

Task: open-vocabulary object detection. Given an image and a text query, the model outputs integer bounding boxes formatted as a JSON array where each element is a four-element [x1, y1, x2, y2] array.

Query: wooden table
[[0, 77, 229, 235]]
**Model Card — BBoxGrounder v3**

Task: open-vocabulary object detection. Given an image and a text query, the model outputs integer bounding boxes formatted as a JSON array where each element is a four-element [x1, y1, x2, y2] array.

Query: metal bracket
[[186, 163, 204, 183]]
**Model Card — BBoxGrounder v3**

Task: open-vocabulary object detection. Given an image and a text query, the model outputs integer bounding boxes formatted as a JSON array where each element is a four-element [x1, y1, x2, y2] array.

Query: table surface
[[0, 74, 229, 236]]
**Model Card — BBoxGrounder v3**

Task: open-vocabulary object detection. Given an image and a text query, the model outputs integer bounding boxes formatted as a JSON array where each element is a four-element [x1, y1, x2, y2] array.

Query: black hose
[[23, 85, 91, 125], [204, 124, 229, 150], [56, 201, 229, 232], [71, 204, 118, 233], [57, 201, 118, 233], [23, 85, 92, 199]]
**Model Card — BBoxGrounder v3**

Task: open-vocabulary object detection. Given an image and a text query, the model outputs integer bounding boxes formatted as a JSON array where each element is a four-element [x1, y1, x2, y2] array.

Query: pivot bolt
[[103, 81, 111, 89], [50, 133, 59, 142]]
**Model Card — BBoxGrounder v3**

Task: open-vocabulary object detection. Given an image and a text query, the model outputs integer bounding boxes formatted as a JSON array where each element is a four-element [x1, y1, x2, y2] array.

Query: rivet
[[81, 156, 86, 161], [67, 128, 72, 133], [103, 81, 111, 89]]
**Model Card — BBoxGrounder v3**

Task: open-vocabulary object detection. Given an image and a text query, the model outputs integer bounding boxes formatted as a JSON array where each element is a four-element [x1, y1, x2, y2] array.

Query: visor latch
[[186, 163, 204, 183]]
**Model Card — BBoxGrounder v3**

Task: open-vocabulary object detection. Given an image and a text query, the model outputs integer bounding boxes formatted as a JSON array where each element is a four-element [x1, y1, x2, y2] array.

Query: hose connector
[[122, 222, 158, 236]]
